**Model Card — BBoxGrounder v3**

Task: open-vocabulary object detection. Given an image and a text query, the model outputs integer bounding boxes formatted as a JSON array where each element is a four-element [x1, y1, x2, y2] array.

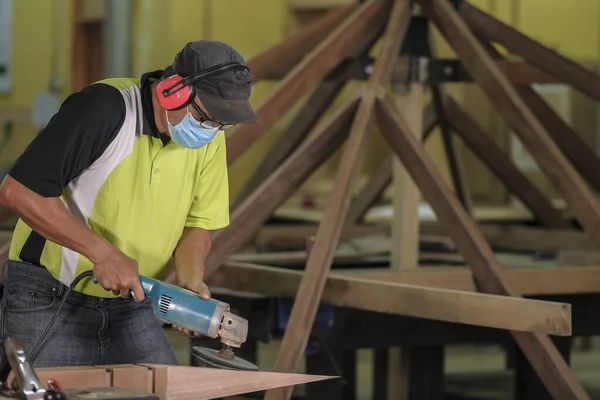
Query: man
[[0, 40, 257, 367]]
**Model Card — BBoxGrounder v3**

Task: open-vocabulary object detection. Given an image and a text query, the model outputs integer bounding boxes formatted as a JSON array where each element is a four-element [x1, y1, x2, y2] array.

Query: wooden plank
[[422, 222, 595, 252], [444, 96, 571, 229], [422, 0, 600, 250], [431, 85, 473, 213], [457, 1, 600, 102], [225, 0, 391, 165], [255, 221, 596, 253], [556, 251, 600, 267], [210, 262, 600, 297], [374, 82, 588, 400], [265, 59, 561, 85], [265, 2, 410, 399], [230, 247, 388, 266], [254, 224, 390, 248], [202, 96, 359, 280], [104, 364, 153, 393], [140, 365, 334, 400], [516, 85, 600, 193], [348, 266, 600, 296], [247, 3, 358, 81], [210, 262, 571, 336], [235, 25, 383, 207], [34, 366, 110, 389]]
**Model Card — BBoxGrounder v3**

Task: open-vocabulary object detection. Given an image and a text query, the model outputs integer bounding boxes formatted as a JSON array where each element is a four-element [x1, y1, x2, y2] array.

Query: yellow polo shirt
[[7, 70, 229, 297]]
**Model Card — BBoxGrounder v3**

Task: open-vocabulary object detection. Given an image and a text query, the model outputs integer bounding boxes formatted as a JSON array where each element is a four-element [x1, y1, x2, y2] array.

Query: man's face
[[166, 96, 229, 131]]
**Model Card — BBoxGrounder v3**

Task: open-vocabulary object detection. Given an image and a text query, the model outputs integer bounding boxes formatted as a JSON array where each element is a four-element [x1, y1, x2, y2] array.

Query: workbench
[[193, 287, 600, 400]]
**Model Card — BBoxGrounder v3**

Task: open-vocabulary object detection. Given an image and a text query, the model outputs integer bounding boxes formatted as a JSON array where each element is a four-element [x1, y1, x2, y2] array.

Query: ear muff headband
[[156, 62, 250, 111]]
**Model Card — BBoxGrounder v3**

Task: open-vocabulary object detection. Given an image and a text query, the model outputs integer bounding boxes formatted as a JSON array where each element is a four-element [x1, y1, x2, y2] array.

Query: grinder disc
[[191, 346, 259, 371]]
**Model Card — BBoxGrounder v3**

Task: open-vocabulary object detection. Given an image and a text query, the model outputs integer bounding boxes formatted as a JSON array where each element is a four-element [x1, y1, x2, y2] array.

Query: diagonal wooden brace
[[375, 91, 589, 400], [419, 0, 600, 249], [225, 0, 391, 165], [457, 1, 600, 102], [263, 1, 411, 399]]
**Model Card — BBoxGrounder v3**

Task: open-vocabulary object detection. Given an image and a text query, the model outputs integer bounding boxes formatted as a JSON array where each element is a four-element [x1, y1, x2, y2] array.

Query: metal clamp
[[0, 337, 48, 399]]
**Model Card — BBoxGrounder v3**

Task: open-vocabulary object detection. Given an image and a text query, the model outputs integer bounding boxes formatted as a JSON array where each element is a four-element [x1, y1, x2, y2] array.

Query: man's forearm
[[173, 227, 212, 282], [0, 176, 114, 263]]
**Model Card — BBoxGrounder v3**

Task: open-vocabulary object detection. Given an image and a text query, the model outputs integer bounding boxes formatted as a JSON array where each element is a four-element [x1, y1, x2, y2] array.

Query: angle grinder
[[135, 275, 259, 371], [25, 270, 258, 372]]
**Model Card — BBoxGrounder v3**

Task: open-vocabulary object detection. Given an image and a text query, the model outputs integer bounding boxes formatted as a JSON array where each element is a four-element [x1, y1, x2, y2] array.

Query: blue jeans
[[0, 260, 179, 367]]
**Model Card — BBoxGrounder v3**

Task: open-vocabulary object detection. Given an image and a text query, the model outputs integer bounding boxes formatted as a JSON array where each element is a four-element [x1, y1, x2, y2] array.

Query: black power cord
[[28, 270, 96, 363]]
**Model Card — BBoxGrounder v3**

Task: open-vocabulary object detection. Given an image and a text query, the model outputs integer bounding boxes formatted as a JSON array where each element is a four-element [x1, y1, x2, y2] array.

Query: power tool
[[136, 276, 258, 371], [24, 270, 258, 374]]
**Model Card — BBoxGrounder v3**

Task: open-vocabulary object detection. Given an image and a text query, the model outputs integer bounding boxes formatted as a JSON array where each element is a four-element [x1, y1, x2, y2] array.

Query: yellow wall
[[0, 0, 72, 167], [1, 0, 599, 206]]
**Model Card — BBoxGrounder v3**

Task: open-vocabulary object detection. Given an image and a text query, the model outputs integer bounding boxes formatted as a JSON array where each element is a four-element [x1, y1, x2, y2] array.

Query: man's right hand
[[92, 246, 145, 302]]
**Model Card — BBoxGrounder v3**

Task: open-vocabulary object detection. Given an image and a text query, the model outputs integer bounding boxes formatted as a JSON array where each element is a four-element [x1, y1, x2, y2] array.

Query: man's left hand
[[173, 278, 211, 337]]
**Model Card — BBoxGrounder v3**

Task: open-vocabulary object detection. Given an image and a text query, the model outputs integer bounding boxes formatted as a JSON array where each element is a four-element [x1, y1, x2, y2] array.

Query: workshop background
[[3, 0, 600, 205], [2, 0, 600, 399]]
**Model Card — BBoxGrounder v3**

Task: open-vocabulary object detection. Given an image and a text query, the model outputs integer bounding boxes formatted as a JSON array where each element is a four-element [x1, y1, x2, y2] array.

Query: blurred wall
[[0, 0, 599, 208], [0, 0, 72, 170]]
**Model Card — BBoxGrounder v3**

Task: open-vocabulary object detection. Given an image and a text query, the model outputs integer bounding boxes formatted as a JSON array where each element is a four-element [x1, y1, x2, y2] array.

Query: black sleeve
[[8, 83, 126, 197]]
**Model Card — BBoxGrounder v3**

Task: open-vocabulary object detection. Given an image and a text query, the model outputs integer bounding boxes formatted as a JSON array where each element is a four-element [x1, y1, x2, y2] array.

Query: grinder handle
[[92, 275, 152, 298]]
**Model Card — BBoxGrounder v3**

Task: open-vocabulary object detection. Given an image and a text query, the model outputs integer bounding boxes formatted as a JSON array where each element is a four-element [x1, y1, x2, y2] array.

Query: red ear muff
[[156, 75, 194, 110]]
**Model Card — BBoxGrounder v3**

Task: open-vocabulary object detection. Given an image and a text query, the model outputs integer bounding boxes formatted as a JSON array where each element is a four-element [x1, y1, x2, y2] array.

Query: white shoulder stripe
[[59, 86, 144, 286]]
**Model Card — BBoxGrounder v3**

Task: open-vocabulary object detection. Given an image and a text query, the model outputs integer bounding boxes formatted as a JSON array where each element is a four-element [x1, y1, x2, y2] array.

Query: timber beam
[[209, 262, 600, 297], [253, 222, 596, 253], [12, 364, 333, 400], [210, 262, 572, 336], [262, 58, 560, 85]]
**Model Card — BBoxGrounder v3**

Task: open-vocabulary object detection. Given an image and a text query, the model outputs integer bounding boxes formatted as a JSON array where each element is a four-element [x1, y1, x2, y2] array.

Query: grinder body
[[140, 276, 248, 346], [141, 276, 226, 339]]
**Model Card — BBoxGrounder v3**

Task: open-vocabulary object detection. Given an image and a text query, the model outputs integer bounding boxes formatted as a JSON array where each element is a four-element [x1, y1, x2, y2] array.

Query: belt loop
[[55, 282, 66, 298]]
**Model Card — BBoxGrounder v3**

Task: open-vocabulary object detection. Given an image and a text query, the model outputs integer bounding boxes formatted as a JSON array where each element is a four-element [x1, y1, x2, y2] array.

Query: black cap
[[172, 40, 258, 124]]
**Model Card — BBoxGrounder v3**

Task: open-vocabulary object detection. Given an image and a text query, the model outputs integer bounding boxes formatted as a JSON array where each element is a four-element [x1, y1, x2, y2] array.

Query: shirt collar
[[140, 70, 164, 138]]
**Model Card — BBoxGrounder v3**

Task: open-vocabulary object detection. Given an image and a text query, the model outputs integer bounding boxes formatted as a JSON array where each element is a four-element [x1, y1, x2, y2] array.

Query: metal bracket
[[399, 15, 431, 58], [0, 338, 47, 399], [428, 59, 463, 83]]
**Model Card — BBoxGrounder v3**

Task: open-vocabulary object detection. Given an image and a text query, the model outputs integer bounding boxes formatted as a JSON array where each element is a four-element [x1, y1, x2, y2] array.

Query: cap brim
[[196, 91, 259, 125]]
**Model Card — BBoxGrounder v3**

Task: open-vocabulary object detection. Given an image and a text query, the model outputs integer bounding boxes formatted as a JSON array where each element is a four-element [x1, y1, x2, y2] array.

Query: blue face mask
[[166, 110, 219, 149]]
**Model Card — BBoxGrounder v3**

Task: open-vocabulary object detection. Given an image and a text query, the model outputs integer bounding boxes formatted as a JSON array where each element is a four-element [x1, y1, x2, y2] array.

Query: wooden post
[[264, 2, 410, 399], [391, 83, 424, 271]]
